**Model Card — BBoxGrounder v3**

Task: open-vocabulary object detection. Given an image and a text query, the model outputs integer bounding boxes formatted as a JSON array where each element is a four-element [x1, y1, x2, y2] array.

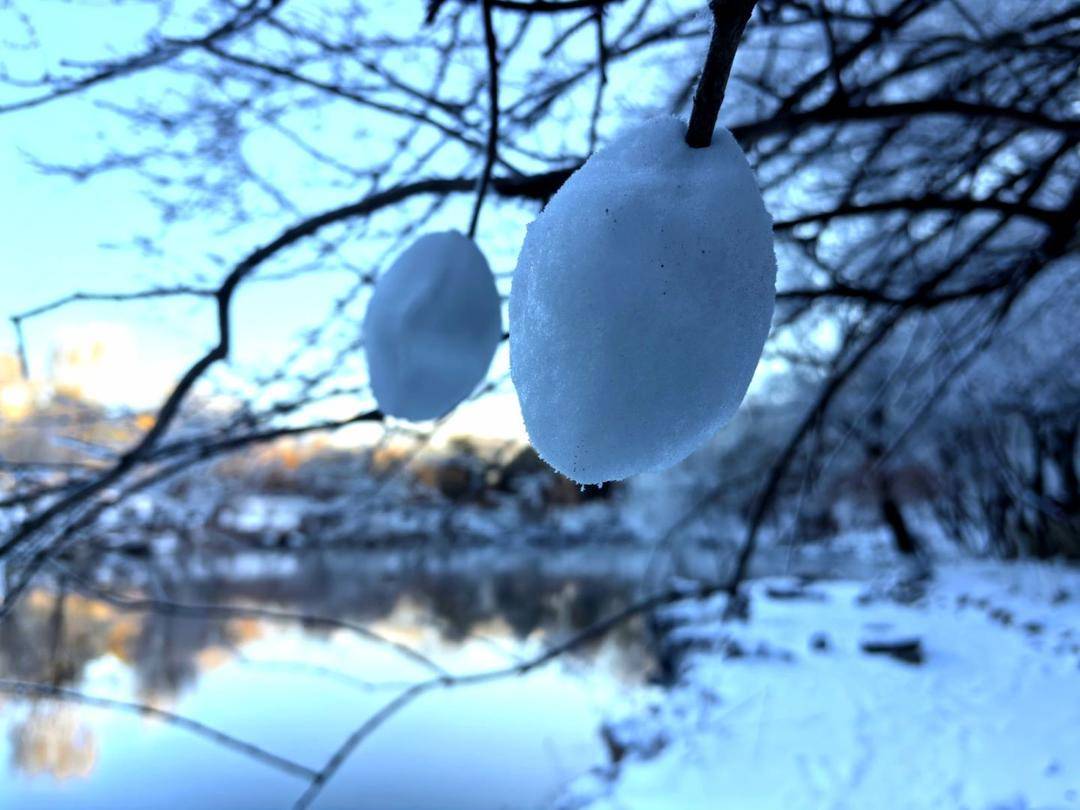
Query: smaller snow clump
[[510, 117, 776, 484], [364, 231, 502, 421]]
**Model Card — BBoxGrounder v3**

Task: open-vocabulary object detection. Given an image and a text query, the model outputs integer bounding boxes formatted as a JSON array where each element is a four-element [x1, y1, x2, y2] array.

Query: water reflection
[[9, 705, 97, 781], [0, 549, 656, 809]]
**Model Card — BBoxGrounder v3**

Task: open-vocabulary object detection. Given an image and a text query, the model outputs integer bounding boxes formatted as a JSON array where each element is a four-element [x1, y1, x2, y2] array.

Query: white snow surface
[[510, 117, 775, 484], [563, 562, 1080, 810], [364, 231, 502, 421]]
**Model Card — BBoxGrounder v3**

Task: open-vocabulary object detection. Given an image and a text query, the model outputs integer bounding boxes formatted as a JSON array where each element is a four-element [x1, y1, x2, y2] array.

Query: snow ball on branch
[[364, 231, 502, 421], [509, 117, 776, 484]]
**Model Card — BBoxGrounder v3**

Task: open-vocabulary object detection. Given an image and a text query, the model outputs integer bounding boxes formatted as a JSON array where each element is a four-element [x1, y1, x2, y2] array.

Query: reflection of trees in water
[[288, 558, 653, 677], [0, 552, 655, 779], [0, 589, 111, 687], [8, 703, 97, 781], [1, 587, 101, 781], [0, 586, 234, 700], [3, 554, 653, 688], [185, 552, 651, 661], [130, 612, 218, 701]]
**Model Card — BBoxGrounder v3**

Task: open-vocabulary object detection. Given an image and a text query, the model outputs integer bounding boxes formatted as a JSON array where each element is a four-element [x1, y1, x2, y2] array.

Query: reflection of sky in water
[[0, 553, 654, 809]]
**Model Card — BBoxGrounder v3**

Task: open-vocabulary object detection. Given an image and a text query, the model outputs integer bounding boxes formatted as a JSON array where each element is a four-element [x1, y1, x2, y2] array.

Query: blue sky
[[0, 73, 524, 436], [1, 111, 363, 402], [0, 1, 756, 441], [1, 5, 390, 408], [0, 1, 557, 438]]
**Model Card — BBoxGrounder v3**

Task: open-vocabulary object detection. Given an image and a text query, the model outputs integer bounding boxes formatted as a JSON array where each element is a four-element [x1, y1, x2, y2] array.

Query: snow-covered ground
[[564, 561, 1080, 810]]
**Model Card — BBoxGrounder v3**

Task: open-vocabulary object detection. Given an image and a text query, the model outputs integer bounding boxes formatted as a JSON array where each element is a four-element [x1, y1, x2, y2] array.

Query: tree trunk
[[881, 483, 919, 556], [1027, 418, 1051, 558]]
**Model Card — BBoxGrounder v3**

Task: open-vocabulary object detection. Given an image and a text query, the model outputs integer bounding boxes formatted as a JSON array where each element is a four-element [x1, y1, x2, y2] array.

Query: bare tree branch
[[686, 0, 759, 148], [0, 679, 319, 780], [468, 0, 501, 238], [292, 577, 731, 809], [0, 0, 287, 115]]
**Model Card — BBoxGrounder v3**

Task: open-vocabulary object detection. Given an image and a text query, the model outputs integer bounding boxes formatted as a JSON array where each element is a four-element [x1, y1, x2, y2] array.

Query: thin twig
[[0, 0, 285, 115], [11, 286, 216, 323], [468, 0, 500, 238], [292, 682, 430, 809], [0, 679, 318, 780], [11, 318, 29, 378], [587, 2, 609, 152], [9, 287, 215, 378], [685, 0, 758, 148]]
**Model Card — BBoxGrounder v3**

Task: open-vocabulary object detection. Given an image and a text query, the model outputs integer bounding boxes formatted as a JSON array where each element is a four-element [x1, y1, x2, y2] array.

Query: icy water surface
[[0, 549, 657, 809]]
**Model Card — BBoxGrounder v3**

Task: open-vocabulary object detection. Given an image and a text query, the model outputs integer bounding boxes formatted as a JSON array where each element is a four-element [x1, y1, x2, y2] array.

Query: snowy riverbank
[[563, 561, 1080, 810]]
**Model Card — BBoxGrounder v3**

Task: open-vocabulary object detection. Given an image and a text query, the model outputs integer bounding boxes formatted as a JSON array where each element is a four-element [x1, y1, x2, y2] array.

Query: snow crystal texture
[[364, 231, 502, 421], [510, 117, 776, 484]]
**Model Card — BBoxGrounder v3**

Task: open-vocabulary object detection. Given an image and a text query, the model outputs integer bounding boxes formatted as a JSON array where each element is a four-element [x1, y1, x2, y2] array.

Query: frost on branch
[[509, 117, 776, 484], [364, 231, 502, 421]]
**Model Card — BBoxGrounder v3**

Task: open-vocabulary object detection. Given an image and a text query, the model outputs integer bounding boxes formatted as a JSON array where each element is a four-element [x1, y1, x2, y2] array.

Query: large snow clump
[[364, 231, 502, 421], [510, 117, 775, 484]]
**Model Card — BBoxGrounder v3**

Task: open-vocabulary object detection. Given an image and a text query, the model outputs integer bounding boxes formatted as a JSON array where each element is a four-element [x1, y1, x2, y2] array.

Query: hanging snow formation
[[509, 117, 776, 484], [364, 231, 502, 421]]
